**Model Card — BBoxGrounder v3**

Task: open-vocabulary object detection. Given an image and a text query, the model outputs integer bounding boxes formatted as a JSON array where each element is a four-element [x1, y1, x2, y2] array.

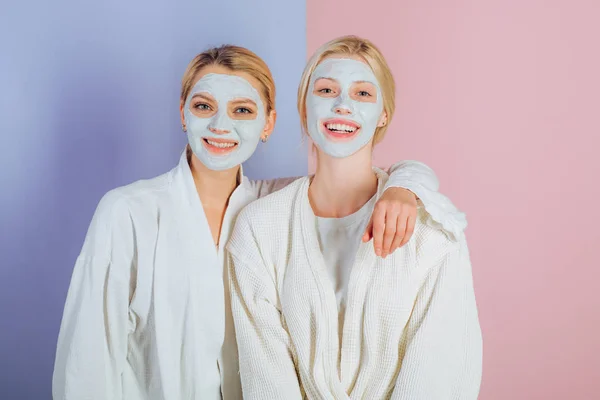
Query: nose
[[333, 106, 352, 115], [209, 127, 230, 134], [208, 110, 233, 134], [332, 93, 354, 115]]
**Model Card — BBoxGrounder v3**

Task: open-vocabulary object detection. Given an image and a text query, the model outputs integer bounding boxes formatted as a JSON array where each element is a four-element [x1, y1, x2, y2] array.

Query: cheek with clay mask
[[306, 58, 384, 158], [183, 73, 266, 171]]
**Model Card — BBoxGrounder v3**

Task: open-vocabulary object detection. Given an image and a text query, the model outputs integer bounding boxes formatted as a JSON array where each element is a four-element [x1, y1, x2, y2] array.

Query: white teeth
[[325, 123, 357, 133], [206, 139, 237, 148]]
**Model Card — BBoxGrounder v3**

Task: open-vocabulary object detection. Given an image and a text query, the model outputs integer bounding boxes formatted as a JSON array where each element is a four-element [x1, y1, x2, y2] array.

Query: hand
[[363, 188, 418, 258]]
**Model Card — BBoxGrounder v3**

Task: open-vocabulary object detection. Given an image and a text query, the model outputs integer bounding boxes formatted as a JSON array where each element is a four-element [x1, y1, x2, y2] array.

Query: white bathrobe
[[52, 149, 465, 400], [227, 170, 482, 400]]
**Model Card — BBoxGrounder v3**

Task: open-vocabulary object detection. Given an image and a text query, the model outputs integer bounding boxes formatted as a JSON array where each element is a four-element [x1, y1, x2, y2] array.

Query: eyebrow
[[352, 80, 376, 85], [315, 77, 376, 85], [229, 98, 257, 106], [315, 77, 339, 82], [191, 93, 214, 101]]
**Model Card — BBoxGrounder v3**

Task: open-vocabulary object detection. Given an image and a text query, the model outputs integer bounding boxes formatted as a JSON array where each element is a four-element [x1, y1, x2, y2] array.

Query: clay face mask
[[184, 73, 266, 171], [306, 58, 383, 158]]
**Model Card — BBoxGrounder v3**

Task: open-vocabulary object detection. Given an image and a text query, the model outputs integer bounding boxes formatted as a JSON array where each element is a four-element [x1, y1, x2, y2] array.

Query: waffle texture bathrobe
[[227, 170, 482, 400]]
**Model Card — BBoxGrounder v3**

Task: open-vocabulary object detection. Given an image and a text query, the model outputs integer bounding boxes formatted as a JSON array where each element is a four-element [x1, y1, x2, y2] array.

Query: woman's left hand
[[362, 187, 418, 258]]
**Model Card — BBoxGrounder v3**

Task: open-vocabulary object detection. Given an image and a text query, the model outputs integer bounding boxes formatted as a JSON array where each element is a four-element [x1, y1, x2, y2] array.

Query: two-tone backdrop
[[1, 0, 598, 399]]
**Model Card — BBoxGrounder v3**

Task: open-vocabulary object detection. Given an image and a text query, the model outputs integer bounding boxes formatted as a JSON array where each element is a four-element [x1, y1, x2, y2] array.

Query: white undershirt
[[315, 195, 377, 343]]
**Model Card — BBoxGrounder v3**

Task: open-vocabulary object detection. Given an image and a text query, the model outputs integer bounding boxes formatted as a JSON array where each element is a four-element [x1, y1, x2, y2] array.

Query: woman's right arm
[[227, 211, 303, 400], [52, 191, 134, 400]]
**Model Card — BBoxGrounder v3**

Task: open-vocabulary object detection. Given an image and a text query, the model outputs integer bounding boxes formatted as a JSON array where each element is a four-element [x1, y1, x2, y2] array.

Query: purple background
[[0, 0, 307, 398]]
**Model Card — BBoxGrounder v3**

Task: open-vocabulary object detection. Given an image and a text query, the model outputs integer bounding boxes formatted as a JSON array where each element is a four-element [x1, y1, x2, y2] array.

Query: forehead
[[189, 73, 262, 104], [311, 58, 379, 86]]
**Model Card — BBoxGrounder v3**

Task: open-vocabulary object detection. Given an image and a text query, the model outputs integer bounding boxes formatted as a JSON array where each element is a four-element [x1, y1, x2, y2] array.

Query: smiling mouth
[[321, 119, 361, 140], [202, 137, 239, 154]]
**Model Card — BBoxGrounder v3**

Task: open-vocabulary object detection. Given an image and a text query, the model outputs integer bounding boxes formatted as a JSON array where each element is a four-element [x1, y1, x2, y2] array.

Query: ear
[[377, 110, 388, 128], [261, 109, 277, 140], [180, 100, 186, 128]]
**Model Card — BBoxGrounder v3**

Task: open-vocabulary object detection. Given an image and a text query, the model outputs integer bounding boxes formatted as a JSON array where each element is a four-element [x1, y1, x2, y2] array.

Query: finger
[[362, 218, 373, 242], [381, 209, 401, 258], [389, 210, 407, 254], [399, 211, 417, 248], [389, 213, 405, 255], [371, 203, 387, 257]]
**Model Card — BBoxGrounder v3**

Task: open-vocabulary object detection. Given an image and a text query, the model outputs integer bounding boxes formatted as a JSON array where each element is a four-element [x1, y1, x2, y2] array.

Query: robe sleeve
[[390, 236, 483, 399], [52, 190, 135, 400], [385, 161, 468, 241]]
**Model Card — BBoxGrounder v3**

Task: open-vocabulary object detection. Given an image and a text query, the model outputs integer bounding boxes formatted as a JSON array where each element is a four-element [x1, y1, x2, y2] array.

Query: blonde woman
[[52, 45, 463, 400], [228, 36, 482, 399]]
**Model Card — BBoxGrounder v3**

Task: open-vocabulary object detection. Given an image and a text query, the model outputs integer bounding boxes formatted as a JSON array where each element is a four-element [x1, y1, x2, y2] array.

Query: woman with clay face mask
[[228, 36, 482, 399], [53, 45, 465, 400]]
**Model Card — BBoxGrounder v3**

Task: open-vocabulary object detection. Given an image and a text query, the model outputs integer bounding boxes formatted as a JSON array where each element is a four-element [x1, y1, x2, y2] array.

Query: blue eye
[[358, 91, 372, 97], [235, 107, 253, 114], [194, 103, 211, 110]]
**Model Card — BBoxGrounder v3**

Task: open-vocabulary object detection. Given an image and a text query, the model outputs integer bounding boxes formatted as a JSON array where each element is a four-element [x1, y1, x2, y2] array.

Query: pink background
[[307, 1, 600, 399]]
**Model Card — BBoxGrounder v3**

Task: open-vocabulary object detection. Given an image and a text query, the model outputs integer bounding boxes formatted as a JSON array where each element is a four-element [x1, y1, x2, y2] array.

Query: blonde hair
[[297, 35, 395, 145], [181, 45, 275, 114]]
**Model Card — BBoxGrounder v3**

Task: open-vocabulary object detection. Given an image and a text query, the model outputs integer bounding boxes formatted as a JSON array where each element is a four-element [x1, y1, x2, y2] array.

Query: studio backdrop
[[1, 0, 599, 399]]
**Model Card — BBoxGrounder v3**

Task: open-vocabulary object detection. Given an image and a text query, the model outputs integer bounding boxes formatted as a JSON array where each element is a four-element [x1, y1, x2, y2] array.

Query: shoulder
[[82, 171, 174, 258], [237, 177, 307, 227], [94, 170, 172, 220], [112, 169, 174, 205], [228, 177, 307, 253], [412, 208, 463, 265]]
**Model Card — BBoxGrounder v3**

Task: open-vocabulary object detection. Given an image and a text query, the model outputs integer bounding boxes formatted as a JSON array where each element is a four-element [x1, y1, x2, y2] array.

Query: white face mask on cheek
[[306, 58, 384, 158], [183, 73, 266, 171]]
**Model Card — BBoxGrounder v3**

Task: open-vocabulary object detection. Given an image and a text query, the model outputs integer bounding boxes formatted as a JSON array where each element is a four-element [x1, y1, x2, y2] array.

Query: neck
[[189, 152, 239, 208], [309, 145, 377, 218]]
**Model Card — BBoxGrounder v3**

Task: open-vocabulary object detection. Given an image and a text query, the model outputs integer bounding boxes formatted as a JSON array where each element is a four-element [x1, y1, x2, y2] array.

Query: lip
[[201, 137, 239, 155], [320, 118, 361, 141]]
